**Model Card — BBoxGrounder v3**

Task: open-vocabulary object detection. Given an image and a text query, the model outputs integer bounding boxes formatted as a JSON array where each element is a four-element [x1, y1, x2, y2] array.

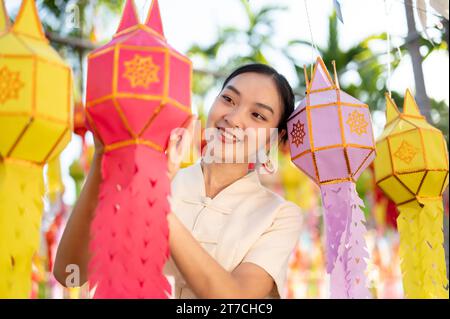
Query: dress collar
[[176, 158, 262, 214], [194, 158, 261, 198]]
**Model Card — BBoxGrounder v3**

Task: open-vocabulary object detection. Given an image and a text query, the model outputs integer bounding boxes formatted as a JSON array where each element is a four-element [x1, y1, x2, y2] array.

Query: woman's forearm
[[167, 213, 243, 298], [53, 153, 103, 287]]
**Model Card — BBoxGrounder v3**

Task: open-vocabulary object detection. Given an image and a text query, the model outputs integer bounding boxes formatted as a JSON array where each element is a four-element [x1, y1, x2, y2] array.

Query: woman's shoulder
[[218, 175, 302, 234], [256, 184, 303, 221]]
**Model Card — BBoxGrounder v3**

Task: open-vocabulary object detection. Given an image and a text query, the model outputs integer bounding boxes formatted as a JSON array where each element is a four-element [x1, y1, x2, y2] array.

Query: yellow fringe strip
[[0, 161, 44, 298], [397, 199, 449, 298]]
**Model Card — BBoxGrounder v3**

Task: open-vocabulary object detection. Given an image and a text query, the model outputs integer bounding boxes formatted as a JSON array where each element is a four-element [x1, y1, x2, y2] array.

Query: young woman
[[54, 64, 303, 299]]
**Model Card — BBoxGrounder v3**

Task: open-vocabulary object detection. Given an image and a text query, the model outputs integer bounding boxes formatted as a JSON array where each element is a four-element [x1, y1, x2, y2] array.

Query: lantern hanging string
[[383, 0, 415, 97], [384, 0, 393, 97], [303, 0, 319, 79]]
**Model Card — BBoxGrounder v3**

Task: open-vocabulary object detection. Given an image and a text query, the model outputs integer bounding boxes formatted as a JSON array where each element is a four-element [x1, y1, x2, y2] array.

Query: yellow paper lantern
[[0, 0, 72, 298], [374, 89, 449, 299]]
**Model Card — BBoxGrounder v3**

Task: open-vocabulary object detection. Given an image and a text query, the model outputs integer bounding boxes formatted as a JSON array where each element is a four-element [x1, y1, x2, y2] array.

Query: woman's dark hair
[[221, 64, 295, 144]]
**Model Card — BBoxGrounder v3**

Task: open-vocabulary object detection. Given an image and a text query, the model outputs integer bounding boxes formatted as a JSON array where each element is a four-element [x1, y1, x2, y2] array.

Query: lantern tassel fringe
[[397, 199, 449, 298], [88, 145, 171, 298], [322, 182, 372, 299], [0, 161, 44, 298]]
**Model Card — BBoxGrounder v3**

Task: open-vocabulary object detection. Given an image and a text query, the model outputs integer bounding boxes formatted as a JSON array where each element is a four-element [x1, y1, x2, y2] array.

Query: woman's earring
[[262, 158, 275, 174]]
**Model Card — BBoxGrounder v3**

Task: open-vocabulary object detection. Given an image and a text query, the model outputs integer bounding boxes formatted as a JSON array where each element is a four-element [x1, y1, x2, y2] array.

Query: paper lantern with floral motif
[[0, 0, 72, 298], [374, 90, 448, 299], [287, 57, 375, 298], [85, 0, 192, 298]]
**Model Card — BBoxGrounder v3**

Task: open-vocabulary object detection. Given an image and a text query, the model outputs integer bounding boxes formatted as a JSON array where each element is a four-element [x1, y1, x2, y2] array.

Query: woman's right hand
[[166, 115, 197, 181]]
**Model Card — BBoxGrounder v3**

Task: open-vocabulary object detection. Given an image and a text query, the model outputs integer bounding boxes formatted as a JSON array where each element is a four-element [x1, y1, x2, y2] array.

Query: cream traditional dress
[[164, 159, 303, 298]]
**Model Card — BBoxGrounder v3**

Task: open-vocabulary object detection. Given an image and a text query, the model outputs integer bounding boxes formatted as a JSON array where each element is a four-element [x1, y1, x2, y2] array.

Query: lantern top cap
[[12, 0, 47, 41], [145, 0, 164, 36], [115, 0, 165, 38], [403, 88, 423, 118], [115, 0, 139, 34], [306, 56, 337, 92], [0, 0, 10, 32], [385, 89, 425, 124], [385, 92, 401, 123]]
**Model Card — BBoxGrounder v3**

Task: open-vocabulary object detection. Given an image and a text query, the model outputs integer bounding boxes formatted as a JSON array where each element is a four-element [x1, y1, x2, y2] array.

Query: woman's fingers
[[167, 128, 184, 161], [178, 115, 197, 155], [166, 115, 198, 180], [168, 115, 196, 150]]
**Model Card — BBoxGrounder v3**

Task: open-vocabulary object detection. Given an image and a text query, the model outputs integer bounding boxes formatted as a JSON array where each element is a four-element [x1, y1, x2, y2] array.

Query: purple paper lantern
[[287, 57, 376, 299]]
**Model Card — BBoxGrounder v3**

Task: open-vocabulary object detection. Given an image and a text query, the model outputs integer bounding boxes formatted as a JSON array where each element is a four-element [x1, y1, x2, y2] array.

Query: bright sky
[[4, 0, 449, 205]]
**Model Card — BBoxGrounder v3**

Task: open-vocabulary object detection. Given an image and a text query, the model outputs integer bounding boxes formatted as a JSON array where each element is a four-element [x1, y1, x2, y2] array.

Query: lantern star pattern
[[374, 90, 449, 299], [85, 0, 192, 298], [0, 0, 72, 298], [287, 57, 375, 298]]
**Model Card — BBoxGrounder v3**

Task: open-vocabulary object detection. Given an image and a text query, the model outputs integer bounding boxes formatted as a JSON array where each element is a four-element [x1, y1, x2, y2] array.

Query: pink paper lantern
[[288, 58, 375, 184], [287, 57, 375, 299], [85, 0, 192, 298]]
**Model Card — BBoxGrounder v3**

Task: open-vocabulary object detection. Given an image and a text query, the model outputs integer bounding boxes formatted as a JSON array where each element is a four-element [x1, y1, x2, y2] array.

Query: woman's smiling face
[[204, 72, 284, 164]]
